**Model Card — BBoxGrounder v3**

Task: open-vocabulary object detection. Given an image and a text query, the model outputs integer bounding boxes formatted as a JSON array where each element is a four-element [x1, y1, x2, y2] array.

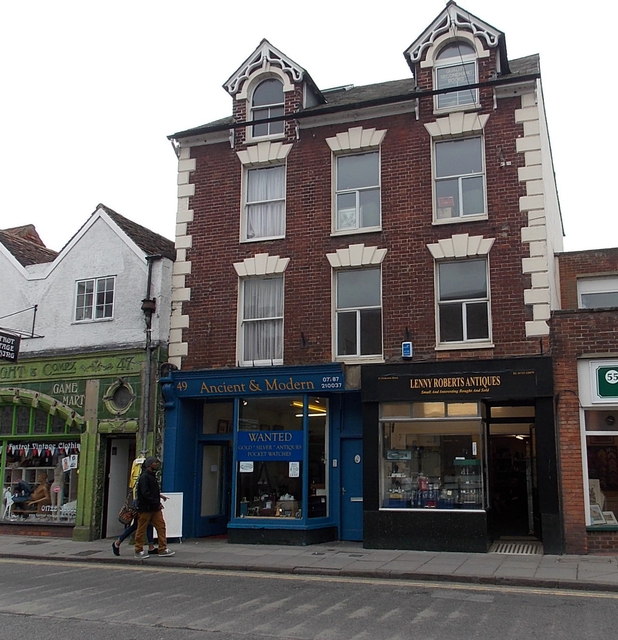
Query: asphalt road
[[1, 558, 617, 639]]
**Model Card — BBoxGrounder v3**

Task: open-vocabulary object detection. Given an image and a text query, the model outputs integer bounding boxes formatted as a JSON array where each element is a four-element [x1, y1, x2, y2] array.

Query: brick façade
[[181, 73, 540, 371]]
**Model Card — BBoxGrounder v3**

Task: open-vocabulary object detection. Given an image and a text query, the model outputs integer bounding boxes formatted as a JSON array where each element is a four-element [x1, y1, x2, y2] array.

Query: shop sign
[[0, 331, 20, 362], [0, 352, 144, 384], [174, 369, 345, 397], [597, 367, 618, 399], [408, 373, 504, 396], [367, 368, 541, 401], [237, 430, 303, 461]]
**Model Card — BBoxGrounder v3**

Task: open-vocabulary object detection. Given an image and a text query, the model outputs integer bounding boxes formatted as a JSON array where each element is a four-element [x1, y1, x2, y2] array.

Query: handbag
[[118, 498, 137, 525]]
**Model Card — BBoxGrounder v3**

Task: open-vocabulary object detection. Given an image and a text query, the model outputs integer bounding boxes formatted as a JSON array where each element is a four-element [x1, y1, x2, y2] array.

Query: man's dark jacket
[[136, 468, 162, 512]]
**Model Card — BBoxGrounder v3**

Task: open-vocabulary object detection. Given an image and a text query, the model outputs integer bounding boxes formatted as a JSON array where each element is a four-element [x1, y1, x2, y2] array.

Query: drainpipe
[[139, 255, 162, 456]]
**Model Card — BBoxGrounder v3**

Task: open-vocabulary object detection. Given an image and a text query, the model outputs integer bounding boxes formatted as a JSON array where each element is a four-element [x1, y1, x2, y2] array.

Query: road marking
[[2, 557, 618, 601]]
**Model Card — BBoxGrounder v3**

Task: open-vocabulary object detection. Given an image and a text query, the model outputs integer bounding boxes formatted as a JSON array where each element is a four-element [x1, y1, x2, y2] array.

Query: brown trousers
[[135, 509, 167, 552]]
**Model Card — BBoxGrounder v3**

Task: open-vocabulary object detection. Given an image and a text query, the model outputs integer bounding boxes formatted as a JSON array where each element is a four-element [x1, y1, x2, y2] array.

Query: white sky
[[1, 1, 615, 252]]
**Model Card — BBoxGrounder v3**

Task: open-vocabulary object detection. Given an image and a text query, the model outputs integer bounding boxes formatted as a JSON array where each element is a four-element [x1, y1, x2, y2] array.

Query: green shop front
[[160, 365, 362, 544], [361, 357, 563, 554], [0, 350, 159, 540]]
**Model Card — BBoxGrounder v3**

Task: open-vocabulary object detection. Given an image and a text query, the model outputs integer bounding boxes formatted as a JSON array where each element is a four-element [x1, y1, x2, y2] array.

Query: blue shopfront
[[160, 365, 362, 544]]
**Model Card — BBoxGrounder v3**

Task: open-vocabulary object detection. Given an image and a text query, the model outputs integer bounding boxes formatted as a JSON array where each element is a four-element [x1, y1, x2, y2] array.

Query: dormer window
[[435, 41, 478, 110], [251, 78, 284, 137]]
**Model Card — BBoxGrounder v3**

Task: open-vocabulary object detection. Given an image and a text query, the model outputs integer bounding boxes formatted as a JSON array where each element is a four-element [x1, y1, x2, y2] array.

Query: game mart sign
[[597, 366, 618, 399]]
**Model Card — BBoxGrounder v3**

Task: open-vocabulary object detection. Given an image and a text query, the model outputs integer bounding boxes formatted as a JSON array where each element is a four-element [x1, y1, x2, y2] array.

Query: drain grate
[[18, 540, 50, 546], [489, 541, 543, 555]]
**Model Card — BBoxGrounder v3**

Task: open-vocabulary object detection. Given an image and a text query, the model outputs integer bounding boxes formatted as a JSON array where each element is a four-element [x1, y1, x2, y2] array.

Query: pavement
[[2, 534, 618, 593]]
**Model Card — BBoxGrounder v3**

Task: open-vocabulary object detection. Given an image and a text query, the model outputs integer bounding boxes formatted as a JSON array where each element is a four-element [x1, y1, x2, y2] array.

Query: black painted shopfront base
[[364, 510, 489, 553], [228, 526, 338, 546]]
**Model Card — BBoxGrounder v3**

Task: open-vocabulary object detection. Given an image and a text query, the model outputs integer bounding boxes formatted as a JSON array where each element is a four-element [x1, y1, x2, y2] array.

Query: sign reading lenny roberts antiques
[[0, 331, 20, 362], [375, 369, 539, 401], [237, 431, 303, 461], [597, 366, 618, 399]]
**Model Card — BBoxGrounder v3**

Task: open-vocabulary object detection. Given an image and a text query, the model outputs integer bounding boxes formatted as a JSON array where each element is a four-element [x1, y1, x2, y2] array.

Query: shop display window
[[585, 411, 618, 527], [235, 396, 328, 519], [2, 441, 79, 523], [380, 401, 484, 510]]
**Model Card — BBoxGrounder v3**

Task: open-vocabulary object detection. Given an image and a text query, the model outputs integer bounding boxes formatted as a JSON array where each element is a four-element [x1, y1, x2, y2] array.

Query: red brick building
[[552, 249, 618, 553], [161, 2, 566, 552]]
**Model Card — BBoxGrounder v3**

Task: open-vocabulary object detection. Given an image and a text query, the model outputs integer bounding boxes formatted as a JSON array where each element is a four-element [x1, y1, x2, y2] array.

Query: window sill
[[331, 226, 382, 237], [245, 132, 286, 145], [241, 235, 285, 243], [587, 525, 618, 532], [433, 103, 481, 117], [72, 317, 114, 325], [335, 356, 385, 365], [433, 214, 487, 225], [435, 342, 494, 351]]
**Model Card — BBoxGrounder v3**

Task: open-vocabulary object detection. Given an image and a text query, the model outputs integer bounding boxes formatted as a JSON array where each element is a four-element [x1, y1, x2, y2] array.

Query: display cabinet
[[382, 451, 483, 510], [453, 459, 482, 508]]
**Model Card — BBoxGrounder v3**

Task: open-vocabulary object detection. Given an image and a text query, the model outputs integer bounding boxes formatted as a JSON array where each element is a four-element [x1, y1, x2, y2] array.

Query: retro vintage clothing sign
[[0, 331, 20, 362]]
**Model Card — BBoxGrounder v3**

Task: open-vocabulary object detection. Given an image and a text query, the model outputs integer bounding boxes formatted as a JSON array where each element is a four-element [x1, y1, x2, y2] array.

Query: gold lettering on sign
[[200, 382, 247, 394], [264, 377, 316, 392], [410, 375, 502, 391]]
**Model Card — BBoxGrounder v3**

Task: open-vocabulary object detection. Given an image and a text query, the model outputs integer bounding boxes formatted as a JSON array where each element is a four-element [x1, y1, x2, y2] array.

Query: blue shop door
[[197, 443, 231, 537], [340, 438, 364, 541]]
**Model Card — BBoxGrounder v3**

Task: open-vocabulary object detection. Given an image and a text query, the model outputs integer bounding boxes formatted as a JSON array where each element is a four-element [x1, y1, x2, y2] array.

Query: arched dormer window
[[251, 78, 284, 137], [434, 41, 478, 110]]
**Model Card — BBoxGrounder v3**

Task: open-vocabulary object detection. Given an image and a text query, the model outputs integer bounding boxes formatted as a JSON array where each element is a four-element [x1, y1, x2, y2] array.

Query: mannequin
[[27, 472, 51, 514], [3, 487, 14, 519], [50, 462, 64, 520]]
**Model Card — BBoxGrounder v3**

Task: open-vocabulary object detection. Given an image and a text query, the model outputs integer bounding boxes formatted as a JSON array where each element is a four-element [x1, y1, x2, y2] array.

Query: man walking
[[134, 456, 175, 559]]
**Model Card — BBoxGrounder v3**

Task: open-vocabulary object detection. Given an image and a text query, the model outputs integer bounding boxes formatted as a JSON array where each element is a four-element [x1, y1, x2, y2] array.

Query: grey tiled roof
[[307, 78, 417, 111], [2, 224, 46, 247], [170, 54, 541, 139], [0, 229, 58, 266], [509, 54, 540, 76], [99, 204, 176, 261]]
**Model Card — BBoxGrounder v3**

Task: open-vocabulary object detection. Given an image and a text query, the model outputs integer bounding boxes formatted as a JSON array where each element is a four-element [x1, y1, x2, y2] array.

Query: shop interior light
[[291, 401, 326, 414]]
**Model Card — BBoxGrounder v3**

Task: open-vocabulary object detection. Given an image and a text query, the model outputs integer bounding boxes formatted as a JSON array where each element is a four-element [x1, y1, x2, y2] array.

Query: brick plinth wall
[[587, 530, 618, 554]]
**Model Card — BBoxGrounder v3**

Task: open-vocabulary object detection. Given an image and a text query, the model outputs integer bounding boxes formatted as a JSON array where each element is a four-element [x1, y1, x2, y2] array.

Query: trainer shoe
[[112, 541, 120, 556], [157, 548, 175, 557], [134, 550, 150, 559]]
